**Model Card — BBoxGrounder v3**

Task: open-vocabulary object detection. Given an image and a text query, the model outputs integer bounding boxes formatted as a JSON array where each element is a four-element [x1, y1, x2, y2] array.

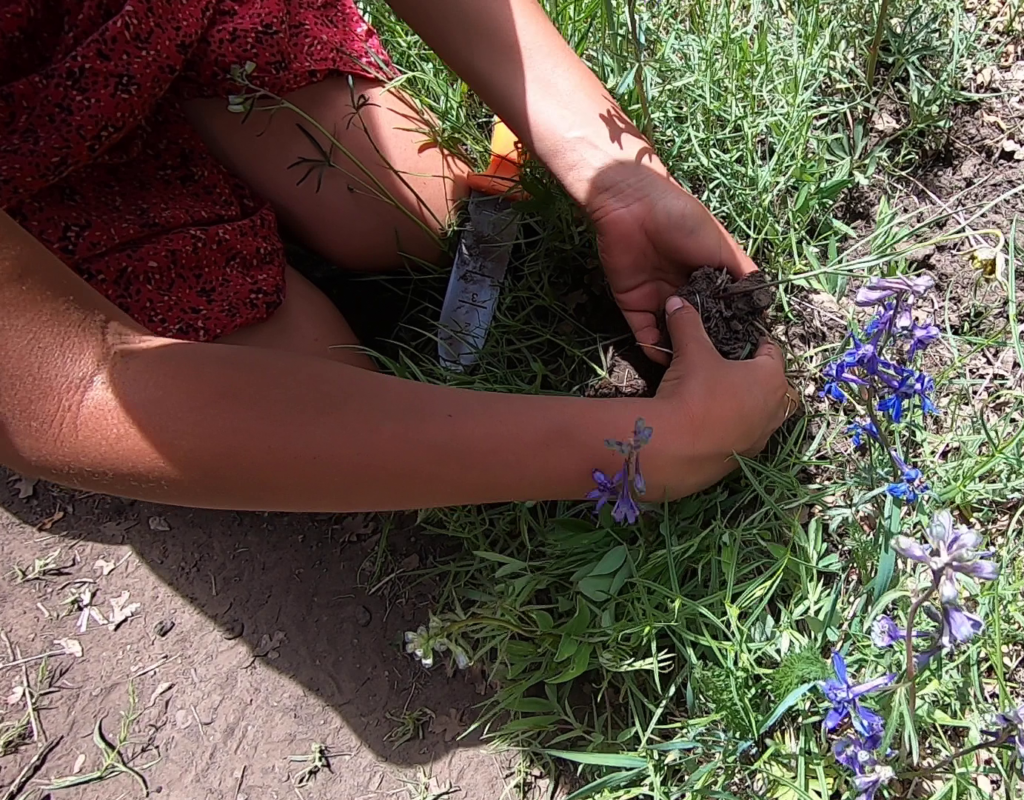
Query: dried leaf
[[340, 514, 375, 538], [55, 638, 83, 658], [9, 476, 37, 499], [148, 681, 173, 706], [108, 591, 140, 630], [6, 684, 25, 705], [429, 708, 464, 742], [93, 558, 116, 577], [148, 516, 171, 531]]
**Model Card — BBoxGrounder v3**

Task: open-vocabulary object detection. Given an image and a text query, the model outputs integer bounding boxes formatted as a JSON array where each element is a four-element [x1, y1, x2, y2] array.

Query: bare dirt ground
[[0, 474, 522, 800]]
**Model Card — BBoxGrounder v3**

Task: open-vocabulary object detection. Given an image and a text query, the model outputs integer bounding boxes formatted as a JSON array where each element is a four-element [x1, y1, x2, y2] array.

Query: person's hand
[[587, 162, 756, 365], [643, 295, 794, 499]]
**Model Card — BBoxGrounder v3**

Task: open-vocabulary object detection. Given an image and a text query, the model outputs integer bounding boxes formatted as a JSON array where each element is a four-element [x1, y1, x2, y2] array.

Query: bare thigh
[[184, 76, 469, 271], [217, 266, 377, 370]]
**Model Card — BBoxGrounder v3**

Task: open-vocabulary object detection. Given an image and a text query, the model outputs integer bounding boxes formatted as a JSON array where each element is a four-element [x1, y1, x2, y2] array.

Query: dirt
[[587, 268, 775, 398], [677, 269, 775, 360], [0, 475, 527, 800]]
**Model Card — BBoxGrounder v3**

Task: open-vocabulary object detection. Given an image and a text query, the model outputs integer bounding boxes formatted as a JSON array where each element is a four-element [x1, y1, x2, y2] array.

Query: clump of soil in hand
[[676, 267, 774, 360], [587, 268, 774, 398]]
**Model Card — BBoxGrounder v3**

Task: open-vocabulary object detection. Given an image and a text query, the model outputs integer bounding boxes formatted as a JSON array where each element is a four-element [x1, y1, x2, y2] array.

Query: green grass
[[346, 1, 1024, 797]]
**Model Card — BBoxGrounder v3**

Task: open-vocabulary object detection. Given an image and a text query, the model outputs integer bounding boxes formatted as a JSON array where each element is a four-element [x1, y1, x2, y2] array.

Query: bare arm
[[384, 0, 663, 203], [2, 210, 762, 512]]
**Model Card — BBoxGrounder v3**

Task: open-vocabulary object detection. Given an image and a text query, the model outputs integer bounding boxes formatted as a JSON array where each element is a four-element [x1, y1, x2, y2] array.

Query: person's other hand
[[588, 163, 756, 365], [644, 295, 794, 499]]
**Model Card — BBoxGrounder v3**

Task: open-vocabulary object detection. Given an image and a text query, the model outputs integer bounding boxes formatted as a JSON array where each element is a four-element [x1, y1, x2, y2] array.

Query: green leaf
[[501, 715, 563, 733], [759, 682, 816, 735], [590, 545, 628, 575], [561, 768, 645, 800], [532, 610, 554, 631], [550, 642, 592, 684], [562, 600, 592, 635], [577, 576, 612, 602], [542, 749, 646, 768], [494, 560, 529, 578], [554, 634, 579, 663], [504, 697, 559, 714], [608, 561, 631, 595]]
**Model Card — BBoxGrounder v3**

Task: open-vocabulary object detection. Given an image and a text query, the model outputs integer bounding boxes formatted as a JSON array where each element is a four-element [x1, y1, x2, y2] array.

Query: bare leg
[[184, 76, 470, 271], [216, 266, 377, 370]]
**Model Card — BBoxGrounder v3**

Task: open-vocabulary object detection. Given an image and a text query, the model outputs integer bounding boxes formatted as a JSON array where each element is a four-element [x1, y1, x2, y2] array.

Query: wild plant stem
[[905, 578, 937, 732], [625, 0, 655, 141], [236, 79, 444, 250], [866, 0, 891, 90], [898, 730, 1011, 779]]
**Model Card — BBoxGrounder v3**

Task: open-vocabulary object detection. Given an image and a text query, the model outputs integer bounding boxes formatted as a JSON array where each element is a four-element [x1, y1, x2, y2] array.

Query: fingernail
[[666, 296, 684, 315]]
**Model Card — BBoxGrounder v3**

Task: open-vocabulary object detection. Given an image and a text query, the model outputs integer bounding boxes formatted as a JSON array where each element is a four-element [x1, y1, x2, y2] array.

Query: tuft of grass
[[11, 549, 72, 583], [42, 683, 159, 795]]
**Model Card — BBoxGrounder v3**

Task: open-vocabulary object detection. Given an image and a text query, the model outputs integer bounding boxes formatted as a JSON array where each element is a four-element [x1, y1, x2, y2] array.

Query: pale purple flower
[[984, 705, 1024, 760], [855, 275, 936, 307], [870, 615, 904, 648], [612, 491, 640, 526], [591, 418, 651, 525], [893, 510, 999, 604], [820, 653, 894, 737], [907, 322, 940, 358], [939, 602, 985, 648]]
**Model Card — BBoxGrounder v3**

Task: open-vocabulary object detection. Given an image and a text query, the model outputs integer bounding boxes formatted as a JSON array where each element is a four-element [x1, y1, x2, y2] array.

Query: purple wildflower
[[855, 274, 936, 307], [591, 418, 651, 525], [847, 419, 880, 447], [870, 615, 904, 648], [907, 322, 940, 358], [885, 451, 929, 502], [833, 737, 895, 800], [893, 510, 999, 603], [612, 491, 641, 526], [820, 653, 894, 738], [984, 705, 1024, 761], [587, 470, 619, 514], [939, 602, 985, 648]]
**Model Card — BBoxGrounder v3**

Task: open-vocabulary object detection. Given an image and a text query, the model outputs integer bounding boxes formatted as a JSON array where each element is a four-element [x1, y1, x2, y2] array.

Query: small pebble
[[221, 619, 244, 640], [355, 605, 372, 627], [154, 619, 175, 638]]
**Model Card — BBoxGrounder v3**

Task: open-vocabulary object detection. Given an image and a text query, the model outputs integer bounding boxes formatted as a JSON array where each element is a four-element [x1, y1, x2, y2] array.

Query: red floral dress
[[0, 0, 393, 340]]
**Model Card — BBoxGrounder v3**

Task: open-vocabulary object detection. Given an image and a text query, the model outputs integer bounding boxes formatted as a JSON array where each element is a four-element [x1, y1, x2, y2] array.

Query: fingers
[[753, 337, 799, 428], [665, 296, 717, 364]]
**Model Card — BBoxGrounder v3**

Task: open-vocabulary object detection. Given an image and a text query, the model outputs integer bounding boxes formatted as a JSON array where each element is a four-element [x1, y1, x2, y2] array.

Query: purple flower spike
[[923, 510, 1000, 603], [855, 274, 936, 307], [592, 418, 653, 525], [820, 653, 894, 737]]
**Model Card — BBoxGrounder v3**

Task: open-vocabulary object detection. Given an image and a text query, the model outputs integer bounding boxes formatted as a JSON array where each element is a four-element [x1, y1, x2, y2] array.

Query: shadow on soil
[[0, 472, 487, 769]]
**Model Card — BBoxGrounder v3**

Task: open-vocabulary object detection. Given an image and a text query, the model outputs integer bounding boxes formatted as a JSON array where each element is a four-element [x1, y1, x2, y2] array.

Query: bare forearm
[[385, 0, 664, 201], [39, 337, 656, 512]]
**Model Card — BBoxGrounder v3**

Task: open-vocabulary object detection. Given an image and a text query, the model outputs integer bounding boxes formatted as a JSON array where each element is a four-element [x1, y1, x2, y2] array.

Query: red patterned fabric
[[0, 0, 393, 340]]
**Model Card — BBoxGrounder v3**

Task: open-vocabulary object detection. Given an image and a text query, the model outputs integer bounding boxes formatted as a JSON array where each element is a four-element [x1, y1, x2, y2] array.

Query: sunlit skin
[[0, 0, 792, 513]]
